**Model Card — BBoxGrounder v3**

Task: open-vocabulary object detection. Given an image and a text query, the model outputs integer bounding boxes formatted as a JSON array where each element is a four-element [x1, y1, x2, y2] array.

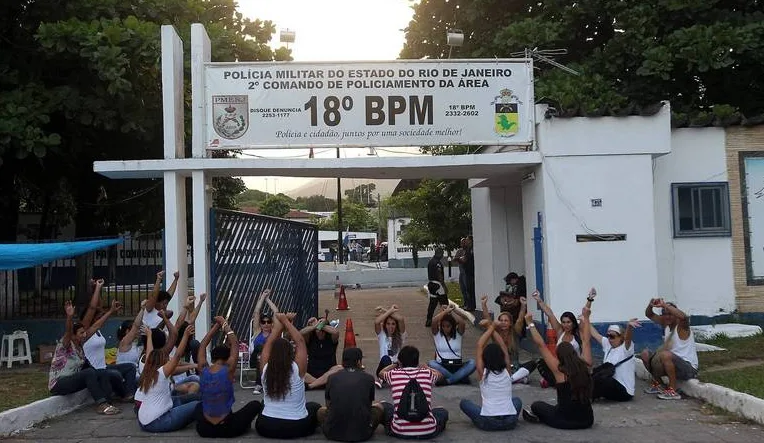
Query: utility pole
[[336, 147, 343, 264]]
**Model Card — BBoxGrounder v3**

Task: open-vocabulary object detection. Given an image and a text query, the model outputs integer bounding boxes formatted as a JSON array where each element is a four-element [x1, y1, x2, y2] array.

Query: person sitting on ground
[[459, 320, 525, 431], [521, 305, 594, 429], [427, 305, 476, 385], [590, 320, 639, 402], [135, 324, 199, 432], [49, 300, 120, 415], [480, 294, 536, 382], [318, 347, 384, 442], [255, 312, 321, 439], [195, 316, 262, 438], [373, 305, 407, 389], [79, 279, 135, 402], [142, 270, 180, 329], [116, 308, 145, 369], [641, 298, 699, 400], [494, 272, 528, 335], [249, 289, 279, 395], [425, 248, 449, 327], [301, 312, 343, 390], [533, 289, 585, 387], [172, 293, 205, 364], [378, 345, 448, 439]]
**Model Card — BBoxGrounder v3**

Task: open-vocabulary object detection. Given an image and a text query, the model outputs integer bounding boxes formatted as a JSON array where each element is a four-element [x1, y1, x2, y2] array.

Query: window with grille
[[671, 182, 731, 237]]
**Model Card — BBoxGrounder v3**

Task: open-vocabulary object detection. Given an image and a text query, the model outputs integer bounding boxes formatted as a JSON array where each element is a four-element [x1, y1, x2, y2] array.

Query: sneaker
[[644, 381, 665, 394], [657, 388, 682, 400], [252, 384, 263, 395], [522, 407, 539, 423]]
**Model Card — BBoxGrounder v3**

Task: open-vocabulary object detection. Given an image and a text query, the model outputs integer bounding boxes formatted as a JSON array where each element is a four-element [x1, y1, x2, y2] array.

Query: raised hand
[[96, 279, 105, 287], [628, 318, 642, 328], [481, 295, 488, 304], [64, 300, 75, 317], [307, 317, 318, 326], [184, 325, 195, 337], [262, 289, 272, 298], [199, 293, 208, 303], [286, 312, 297, 322], [275, 312, 289, 323], [391, 304, 399, 311], [111, 300, 122, 312], [173, 270, 180, 279], [519, 297, 527, 306], [531, 290, 541, 301], [589, 287, 597, 299], [479, 319, 491, 328], [156, 270, 166, 281], [140, 325, 151, 336], [213, 316, 226, 325]]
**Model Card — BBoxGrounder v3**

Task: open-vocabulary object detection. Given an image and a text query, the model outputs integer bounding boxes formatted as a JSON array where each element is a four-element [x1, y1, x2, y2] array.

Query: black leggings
[[593, 376, 633, 402], [195, 400, 262, 438], [255, 402, 321, 439], [537, 359, 556, 386], [426, 295, 449, 323], [530, 402, 593, 430], [376, 355, 393, 378]]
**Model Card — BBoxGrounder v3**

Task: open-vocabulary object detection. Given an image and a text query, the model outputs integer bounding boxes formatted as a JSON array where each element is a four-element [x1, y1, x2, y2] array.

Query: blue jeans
[[140, 400, 200, 433], [427, 359, 476, 384], [459, 398, 521, 431]]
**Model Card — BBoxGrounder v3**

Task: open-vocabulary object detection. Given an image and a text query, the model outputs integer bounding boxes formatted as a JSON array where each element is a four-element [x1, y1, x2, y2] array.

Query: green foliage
[[295, 194, 337, 212], [0, 0, 292, 240], [235, 188, 270, 209], [318, 201, 376, 232], [258, 195, 291, 218], [344, 183, 378, 207], [389, 179, 471, 251], [401, 0, 764, 120], [700, 364, 764, 400]]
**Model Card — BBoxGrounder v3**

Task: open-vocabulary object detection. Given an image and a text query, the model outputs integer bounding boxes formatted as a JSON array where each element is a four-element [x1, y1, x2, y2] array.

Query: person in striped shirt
[[378, 346, 448, 439]]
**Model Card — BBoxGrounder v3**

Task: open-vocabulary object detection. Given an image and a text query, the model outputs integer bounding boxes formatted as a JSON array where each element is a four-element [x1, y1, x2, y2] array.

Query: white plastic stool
[[0, 330, 33, 368]]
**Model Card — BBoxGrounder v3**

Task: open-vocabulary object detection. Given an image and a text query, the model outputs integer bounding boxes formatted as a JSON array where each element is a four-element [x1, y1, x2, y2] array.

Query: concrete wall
[[521, 165, 546, 318], [653, 128, 736, 315], [540, 154, 659, 322], [319, 268, 436, 290]]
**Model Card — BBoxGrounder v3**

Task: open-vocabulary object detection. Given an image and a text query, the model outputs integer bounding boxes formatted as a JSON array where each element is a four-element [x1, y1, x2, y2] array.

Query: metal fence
[[1, 233, 166, 320], [210, 209, 318, 340]]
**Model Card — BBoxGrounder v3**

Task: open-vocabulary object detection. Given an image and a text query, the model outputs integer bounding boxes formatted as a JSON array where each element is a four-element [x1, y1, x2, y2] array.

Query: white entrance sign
[[204, 60, 534, 149]]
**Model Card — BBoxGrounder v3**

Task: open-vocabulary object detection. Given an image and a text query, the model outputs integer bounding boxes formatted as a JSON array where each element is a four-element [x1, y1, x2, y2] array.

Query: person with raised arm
[[135, 325, 200, 432], [373, 305, 407, 389], [301, 313, 343, 390], [143, 270, 180, 329], [533, 289, 587, 387], [171, 293, 205, 364], [427, 305, 476, 385], [49, 300, 120, 415], [195, 316, 262, 438], [459, 320, 524, 431], [249, 289, 278, 394], [641, 298, 698, 400], [255, 312, 321, 439], [81, 279, 135, 402], [480, 294, 536, 382], [589, 315, 639, 402], [521, 304, 594, 429], [116, 308, 145, 369]]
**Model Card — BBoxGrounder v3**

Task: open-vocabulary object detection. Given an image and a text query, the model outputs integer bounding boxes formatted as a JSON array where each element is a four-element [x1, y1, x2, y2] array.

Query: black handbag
[[435, 336, 464, 373], [592, 353, 633, 382]]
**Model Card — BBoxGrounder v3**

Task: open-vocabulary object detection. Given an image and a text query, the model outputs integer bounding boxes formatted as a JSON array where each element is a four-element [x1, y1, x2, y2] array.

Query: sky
[[236, 0, 421, 194]]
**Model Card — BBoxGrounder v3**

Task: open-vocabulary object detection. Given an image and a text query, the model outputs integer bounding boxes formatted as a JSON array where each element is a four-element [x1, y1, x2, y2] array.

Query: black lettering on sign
[[365, 96, 433, 126]]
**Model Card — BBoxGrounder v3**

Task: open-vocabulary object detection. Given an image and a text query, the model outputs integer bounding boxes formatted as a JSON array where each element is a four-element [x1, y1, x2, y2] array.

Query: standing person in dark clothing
[[318, 348, 384, 442], [460, 236, 476, 311], [425, 248, 449, 327]]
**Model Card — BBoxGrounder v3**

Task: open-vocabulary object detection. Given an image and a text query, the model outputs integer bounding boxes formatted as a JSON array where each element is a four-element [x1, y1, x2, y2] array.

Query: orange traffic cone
[[337, 285, 349, 311], [343, 318, 357, 350], [545, 323, 557, 356]]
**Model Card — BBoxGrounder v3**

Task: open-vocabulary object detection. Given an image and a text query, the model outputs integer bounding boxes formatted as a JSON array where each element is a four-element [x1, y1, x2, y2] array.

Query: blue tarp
[[0, 238, 124, 270]]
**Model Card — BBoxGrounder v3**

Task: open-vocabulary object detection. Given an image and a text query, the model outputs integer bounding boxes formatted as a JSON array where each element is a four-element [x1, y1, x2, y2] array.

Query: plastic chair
[[239, 320, 260, 389], [1, 330, 33, 368]]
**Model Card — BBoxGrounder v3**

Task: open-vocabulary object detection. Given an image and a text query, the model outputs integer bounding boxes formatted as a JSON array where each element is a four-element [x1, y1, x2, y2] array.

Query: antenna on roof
[[511, 47, 580, 76]]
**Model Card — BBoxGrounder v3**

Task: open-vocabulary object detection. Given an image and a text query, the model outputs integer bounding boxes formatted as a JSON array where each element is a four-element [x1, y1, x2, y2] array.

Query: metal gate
[[210, 209, 318, 339]]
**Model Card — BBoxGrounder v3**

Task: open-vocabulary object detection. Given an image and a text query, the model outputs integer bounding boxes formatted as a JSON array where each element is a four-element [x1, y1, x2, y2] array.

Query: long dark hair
[[560, 311, 582, 349], [482, 343, 507, 379], [384, 317, 402, 355], [138, 349, 168, 393], [117, 320, 132, 341], [556, 341, 592, 402], [439, 314, 457, 340], [264, 338, 294, 400]]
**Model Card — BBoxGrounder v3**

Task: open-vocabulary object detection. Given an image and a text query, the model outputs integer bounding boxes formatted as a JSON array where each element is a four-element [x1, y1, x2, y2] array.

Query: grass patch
[[699, 364, 764, 399], [0, 366, 50, 413], [697, 332, 764, 368], [418, 281, 464, 306]]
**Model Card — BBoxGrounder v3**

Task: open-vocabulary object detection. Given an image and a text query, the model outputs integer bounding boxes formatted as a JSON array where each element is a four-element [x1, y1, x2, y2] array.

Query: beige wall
[[726, 126, 764, 312]]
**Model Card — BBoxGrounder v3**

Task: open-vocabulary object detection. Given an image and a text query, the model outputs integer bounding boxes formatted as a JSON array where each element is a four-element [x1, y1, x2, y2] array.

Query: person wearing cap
[[641, 298, 699, 400], [425, 247, 449, 327], [589, 320, 639, 402], [318, 348, 383, 442]]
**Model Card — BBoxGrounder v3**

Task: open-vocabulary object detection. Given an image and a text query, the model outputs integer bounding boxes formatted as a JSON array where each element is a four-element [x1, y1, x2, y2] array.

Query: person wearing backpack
[[379, 346, 448, 439]]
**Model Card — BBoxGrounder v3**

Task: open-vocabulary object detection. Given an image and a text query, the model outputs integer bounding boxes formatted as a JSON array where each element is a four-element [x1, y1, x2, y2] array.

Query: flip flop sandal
[[98, 404, 121, 415]]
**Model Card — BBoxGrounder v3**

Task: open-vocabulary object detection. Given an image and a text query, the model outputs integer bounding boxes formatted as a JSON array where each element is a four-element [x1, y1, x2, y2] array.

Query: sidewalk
[[6, 288, 762, 442]]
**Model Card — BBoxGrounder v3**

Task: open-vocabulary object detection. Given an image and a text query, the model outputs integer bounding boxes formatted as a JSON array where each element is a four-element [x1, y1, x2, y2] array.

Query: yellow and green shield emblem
[[494, 103, 519, 136]]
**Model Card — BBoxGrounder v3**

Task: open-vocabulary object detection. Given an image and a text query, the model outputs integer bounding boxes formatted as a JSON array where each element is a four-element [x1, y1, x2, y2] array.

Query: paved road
[[8, 288, 761, 442]]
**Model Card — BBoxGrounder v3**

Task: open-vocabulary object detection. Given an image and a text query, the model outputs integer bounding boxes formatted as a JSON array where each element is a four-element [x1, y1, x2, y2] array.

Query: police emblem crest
[[492, 89, 520, 137], [212, 95, 249, 140]]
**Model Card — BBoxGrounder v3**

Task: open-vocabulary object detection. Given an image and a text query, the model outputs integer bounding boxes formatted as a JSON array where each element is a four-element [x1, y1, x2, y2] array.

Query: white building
[[472, 103, 764, 322]]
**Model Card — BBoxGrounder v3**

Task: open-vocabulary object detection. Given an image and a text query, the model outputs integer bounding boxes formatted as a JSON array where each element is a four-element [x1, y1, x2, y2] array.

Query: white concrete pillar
[[470, 183, 510, 309], [191, 24, 212, 337], [160, 25, 187, 316]]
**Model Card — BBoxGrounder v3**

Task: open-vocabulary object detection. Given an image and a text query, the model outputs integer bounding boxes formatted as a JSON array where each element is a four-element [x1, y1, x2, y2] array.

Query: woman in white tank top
[[116, 309, 145, 368]]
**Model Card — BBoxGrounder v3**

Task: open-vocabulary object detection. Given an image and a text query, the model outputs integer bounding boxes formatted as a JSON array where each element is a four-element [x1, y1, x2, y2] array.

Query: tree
[[236, 188, 270, 209], [401, 1, 764, 122], [317, 201, 375, 232], [258, 195, 291, 218], [344, 183, 377, 207], [399, 221, 430, 268], [389, 179, 471, 252], [295, 194, 337, 212]]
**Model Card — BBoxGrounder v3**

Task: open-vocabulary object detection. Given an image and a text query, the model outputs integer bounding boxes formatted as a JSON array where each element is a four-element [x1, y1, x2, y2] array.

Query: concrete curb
[[0, 390, 92, 437], [634, 357, 764, 425]]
